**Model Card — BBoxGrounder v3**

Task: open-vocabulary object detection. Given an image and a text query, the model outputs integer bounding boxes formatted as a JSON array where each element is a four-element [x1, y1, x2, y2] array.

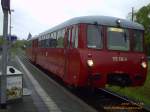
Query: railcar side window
[[38, 37, 41, 47], [67, 29, 71, 48], [75, 26, 78, 48], [87, 25, 102, 49], [133, 30, 143, 52], [72, 26, 78, 48], [41, 40, 44, 47], [107, 27, 130, 51], [45, 39, 49, 47], [53, 32, 57, 39], [49, 34, 57, 48], [56, 29, 65, 48], [72, 27, 75, 47], [50, 38, 57, 48]]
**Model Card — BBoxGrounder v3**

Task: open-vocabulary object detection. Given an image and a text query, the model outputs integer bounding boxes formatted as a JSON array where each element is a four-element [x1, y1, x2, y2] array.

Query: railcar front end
[[79, 24, 147, 88]]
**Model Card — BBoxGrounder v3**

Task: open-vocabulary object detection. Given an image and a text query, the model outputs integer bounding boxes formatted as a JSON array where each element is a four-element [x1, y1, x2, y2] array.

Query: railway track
[[99, 88, 149, 111], [19, 55, 149, 112], [71, 87, 149, 112]]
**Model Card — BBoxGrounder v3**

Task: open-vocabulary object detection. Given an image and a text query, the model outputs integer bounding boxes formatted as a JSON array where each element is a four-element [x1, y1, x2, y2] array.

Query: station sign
[[7, 35, 17, 42]]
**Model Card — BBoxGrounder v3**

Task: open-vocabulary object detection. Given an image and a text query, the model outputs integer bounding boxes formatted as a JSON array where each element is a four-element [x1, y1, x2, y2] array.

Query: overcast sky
[[0, 0, 150, 39]]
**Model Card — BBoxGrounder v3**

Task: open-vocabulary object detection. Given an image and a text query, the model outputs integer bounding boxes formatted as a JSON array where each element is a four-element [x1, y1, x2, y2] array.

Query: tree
[[27, 33, 32, 40], [0, 37, 3, 45], [0, 36, 4, 50], [135, 3, 150, 55]]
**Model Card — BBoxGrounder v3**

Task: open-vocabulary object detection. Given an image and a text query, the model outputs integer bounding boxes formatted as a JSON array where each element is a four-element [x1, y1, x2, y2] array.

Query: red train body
[[26, 16, 148, 88]]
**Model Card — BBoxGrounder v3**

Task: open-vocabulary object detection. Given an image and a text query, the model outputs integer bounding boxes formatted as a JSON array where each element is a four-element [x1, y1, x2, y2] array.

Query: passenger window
[[53, 32, 57, 39], [45, 39, 49, 47], [71, 27, 75, 47], [41, 40, 45, 48], [56, 29, 65, 48], [107, 27, 129, 51], [49, 39, 57, 48], [87, 25, 102, 49], [67, 29, 71, 48], [133, 30, 143, 52], [48, 32, 57, 48], [51, 39, 57, 48], [71, 26, 78, 48], [75, 26, 78, 48]]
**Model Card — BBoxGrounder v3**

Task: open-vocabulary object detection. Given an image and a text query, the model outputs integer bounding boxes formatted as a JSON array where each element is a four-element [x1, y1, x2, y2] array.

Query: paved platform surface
[[0, 54, 97, 112], [0, 55, 38, 112]]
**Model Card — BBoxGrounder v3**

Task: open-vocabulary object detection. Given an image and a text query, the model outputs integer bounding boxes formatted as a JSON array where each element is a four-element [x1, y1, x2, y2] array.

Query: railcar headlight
[[87, 59, 94, 67], [141, 61, 147, 69]]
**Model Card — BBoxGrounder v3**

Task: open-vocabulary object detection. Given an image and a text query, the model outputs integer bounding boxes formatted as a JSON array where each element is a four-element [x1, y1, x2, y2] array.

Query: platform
[[0, 55, 97, 112]]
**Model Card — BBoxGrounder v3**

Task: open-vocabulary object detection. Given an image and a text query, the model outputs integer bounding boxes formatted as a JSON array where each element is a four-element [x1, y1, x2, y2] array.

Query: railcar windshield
[[107, 27, 130, 51], [87, 25, 102, 49], [133, 30, 143, 52]]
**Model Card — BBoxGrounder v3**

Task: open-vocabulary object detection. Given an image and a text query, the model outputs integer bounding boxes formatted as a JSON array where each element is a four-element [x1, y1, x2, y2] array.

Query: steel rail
[[99, 88, 150, 112]]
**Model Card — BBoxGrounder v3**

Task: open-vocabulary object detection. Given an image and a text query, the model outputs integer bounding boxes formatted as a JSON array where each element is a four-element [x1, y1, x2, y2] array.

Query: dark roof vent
[[94, 21, 98, 26]]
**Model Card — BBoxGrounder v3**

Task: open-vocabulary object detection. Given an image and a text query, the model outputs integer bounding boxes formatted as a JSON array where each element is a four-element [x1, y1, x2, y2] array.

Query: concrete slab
[[0, 57, 38, 112], [17, 56, 61, 112], [18, 55, 97, 112], [1, 55, 97, 112]]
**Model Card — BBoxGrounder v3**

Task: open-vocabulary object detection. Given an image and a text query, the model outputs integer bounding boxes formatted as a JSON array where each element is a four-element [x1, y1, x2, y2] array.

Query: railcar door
[[64, 26, 79, 85], [32, 39, 38, 63], [64, 27, 72, 84]]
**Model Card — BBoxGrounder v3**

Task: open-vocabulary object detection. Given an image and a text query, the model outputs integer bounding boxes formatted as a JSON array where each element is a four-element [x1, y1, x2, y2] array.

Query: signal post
[[1, 0, 10, 108]]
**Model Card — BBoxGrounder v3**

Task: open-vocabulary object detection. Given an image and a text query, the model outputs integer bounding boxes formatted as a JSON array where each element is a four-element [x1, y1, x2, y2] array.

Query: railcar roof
[[39, 16, 144, 36], [27, 35, 38, 41]]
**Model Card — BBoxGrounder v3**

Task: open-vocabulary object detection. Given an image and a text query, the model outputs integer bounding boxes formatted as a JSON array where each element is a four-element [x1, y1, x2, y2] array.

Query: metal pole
[[9, 12, 11, 35], [8, 10, 14, 62], [9, 10, 14, 35], [132, 7, 134, 22], [1, 10, 9, 108], [8, 11, 11, 62]]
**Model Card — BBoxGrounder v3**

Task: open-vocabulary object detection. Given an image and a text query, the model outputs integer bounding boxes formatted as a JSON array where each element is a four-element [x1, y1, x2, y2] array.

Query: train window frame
[[49, 32, 57, 48], [71, 26, 75, 47], [132, 30, 144, 52], [45, 39, 49, 48], [87, 24, 103, 49], [54, 32, 57, 39], [49, 38, 57, 48], [75, 25, 78, 48], [107, 27, 130, 51], [67, 29, 71, 48], [71, 25, 78, 48], [56, 29, 65, 48]]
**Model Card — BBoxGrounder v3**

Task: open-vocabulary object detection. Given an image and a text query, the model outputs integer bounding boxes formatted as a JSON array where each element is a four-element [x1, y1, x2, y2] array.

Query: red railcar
[[26, 16, 148, 88]]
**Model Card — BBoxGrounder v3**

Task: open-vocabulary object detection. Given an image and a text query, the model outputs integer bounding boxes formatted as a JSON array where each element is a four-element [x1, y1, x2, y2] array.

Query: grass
[[107, 62, 150, 106]]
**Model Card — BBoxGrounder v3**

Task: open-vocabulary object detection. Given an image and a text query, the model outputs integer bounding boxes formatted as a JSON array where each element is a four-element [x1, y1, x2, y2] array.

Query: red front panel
[[75, 49, 147, 88]]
